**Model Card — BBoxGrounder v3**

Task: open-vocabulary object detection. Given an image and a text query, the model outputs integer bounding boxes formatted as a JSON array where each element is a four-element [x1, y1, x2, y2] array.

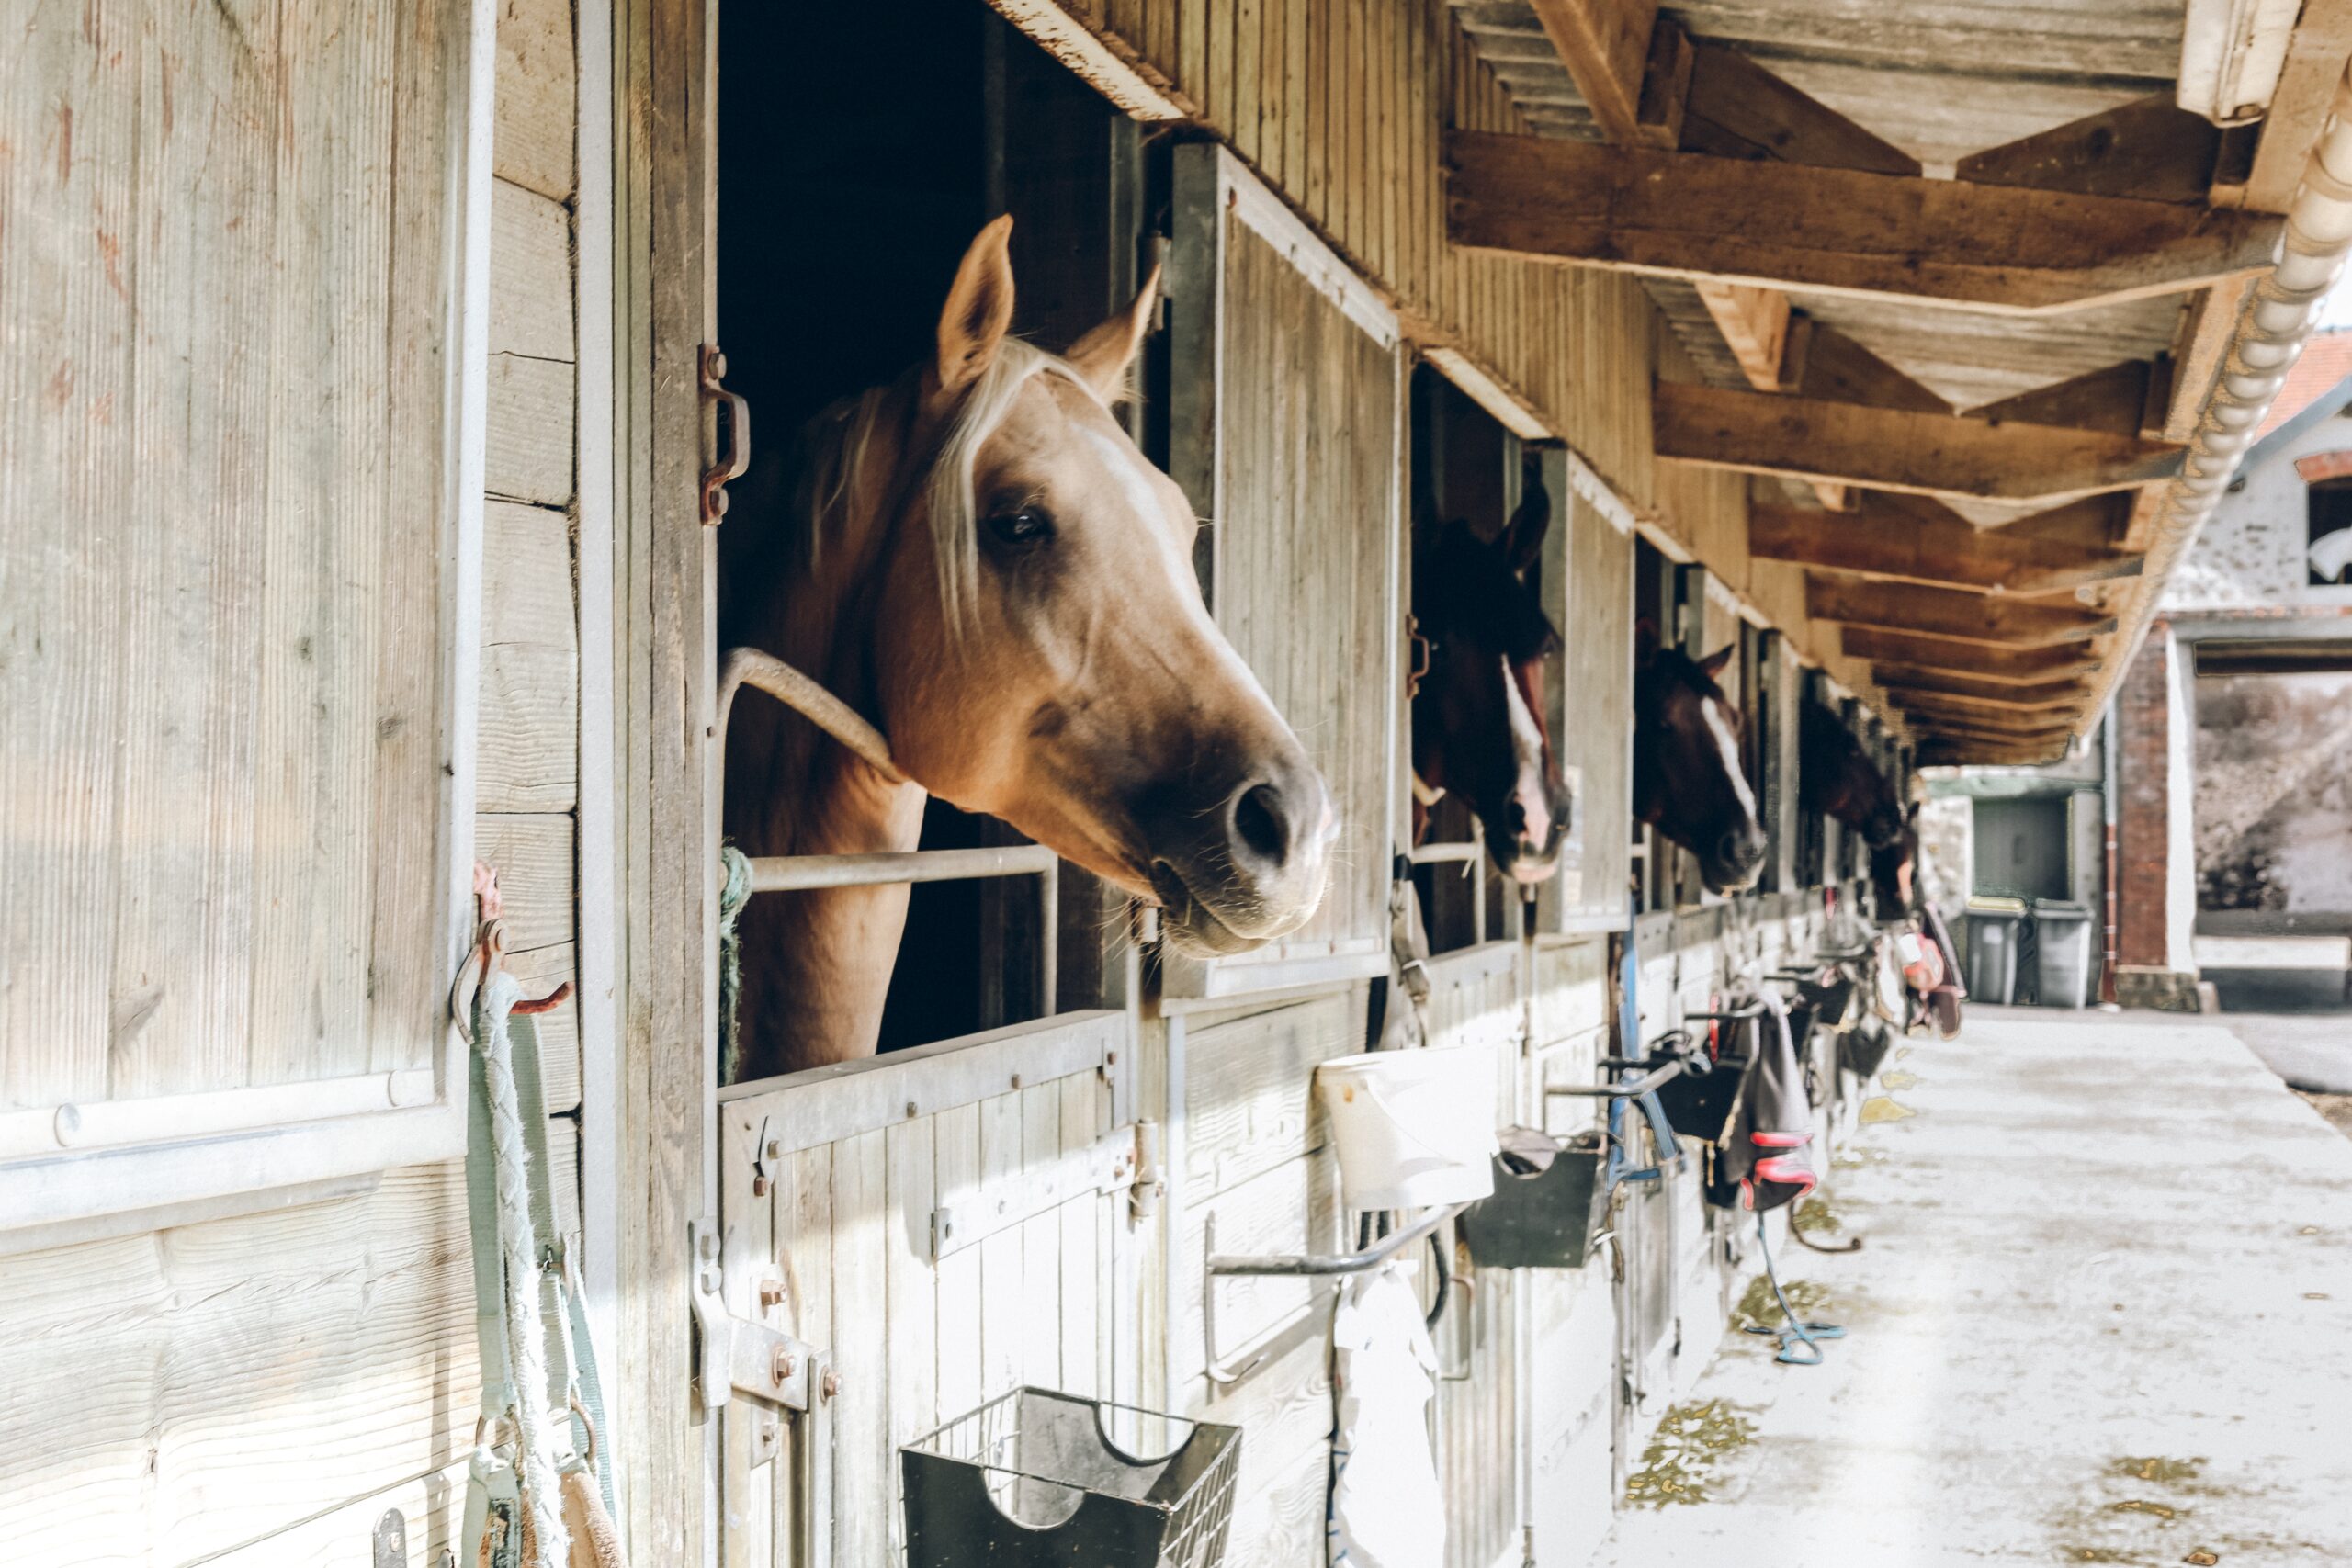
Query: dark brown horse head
[[1870, 803, 1919, 916], [1410, 475, 1573, 884], [1633, 625, 1767, 894], [1799, 700, 1905, 849]]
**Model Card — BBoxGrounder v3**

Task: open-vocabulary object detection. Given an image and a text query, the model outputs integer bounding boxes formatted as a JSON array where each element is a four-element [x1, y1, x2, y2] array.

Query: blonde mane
[[795, 338, 1101, 626]]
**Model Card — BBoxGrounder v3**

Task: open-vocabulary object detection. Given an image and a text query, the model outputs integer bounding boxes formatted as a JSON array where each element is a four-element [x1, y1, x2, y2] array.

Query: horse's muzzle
[[1144, 754, 1335, 955]]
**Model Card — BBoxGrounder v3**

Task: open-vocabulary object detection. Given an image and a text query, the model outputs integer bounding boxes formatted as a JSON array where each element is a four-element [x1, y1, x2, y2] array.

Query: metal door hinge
[[371, 1510, 406, 1568], [930, 1120, 1162, 1260]]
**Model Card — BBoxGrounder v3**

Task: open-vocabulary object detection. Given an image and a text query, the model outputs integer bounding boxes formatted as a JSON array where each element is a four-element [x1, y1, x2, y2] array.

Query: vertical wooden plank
[[831, 1128, 889, 1568], [883, 1114, 938, 1562], [1209, 0, 1236, 144], [249, 0, 394, 1089], [1304, 0, 1327, 224], [1182, 0, 1209, 121], [1234, 0, 1262, 167], [978, 1089, 1025, 1401], [932, 1102, 982, 1426], [719, 1109, 771, 1568], [776, 1144, 833, 1556], [1259, 0, 1286, 186], [1018, 1080, 1064, 1389], [1285, 0, 1309, 197], [100, 2, 275, 1101], [1057, 1069, 1105, 1400]]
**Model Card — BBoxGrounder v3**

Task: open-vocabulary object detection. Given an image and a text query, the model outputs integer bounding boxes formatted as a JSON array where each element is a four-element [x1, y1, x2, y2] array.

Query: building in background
[[1923, 333, 2352, 1011]]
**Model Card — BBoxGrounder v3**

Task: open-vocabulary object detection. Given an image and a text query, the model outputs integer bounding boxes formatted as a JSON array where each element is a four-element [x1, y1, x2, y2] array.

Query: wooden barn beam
[[1870, 667, 2098, 709], [1806, 576, 2116, 646], [1886, 683, 2086, 718], [2165, 276, 2257, 440], [1838, 626, 2106, 682], [1981, 493, 2133, 547], [1695, 281, 1800, 391], [1525, 0, 1689, 149], [1966, 360, 2161, 436], [1793, 325, 1951, 415], [1444, 130, 2284, 311], [1905, 710, 2080, 742], [1655, 383, 2187, 502], [1678, 40, 1920, 175], [1954, 95, 2228, 206], [1748, 500, 2144, 593]]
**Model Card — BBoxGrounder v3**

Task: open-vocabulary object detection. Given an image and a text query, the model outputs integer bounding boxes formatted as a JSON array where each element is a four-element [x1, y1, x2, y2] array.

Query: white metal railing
[[719, 648, 1059, 1024]]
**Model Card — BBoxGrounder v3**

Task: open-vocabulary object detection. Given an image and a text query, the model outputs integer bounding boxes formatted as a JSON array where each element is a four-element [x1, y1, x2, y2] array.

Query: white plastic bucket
[[1315, 1046, 1499, 1212]]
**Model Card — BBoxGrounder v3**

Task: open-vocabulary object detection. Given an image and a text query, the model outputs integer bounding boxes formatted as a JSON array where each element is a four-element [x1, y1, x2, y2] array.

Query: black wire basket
[[1458, 1127, 1611, 1269], [1839, 1019, 1894, 1081], [900, 1388, 1241, 1568]]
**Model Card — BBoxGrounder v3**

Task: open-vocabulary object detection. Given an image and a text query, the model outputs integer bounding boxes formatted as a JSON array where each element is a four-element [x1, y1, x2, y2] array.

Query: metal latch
[[689, 1218, 831, 1415], [930, 1120, 1162, 1260]]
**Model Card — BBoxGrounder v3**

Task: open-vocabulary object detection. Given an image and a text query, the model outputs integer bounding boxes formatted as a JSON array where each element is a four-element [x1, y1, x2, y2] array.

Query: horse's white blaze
[[1702, 697, 1760, 826], [1500, 655, 1552, 837]]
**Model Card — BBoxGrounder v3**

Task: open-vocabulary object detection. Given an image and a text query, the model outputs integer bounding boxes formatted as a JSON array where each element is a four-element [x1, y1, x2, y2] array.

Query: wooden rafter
[[1677, 40, 1919, 175], [1794, 326, 1951, 415], [1445, 131, 2284, 312], [1869, 667, 2096, 709], [1655, 383, 2186, 502], [1524, 0, 1681, 149], [1806, 577, 2115, 647], [1967, 360, 2164, 437], [1748, 499, 2143, 595], [1954, 95, 2227, 206], [1838, 626, 2105, 682], [1888, 685, 2085, 720]]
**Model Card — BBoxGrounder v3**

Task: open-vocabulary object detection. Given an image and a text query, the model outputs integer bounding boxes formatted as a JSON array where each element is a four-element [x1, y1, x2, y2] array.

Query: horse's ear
[[1698, 643, 1735, 681], [933, 215, 1018, 401], [1065, 263, 1159, 404], [1634, 617, 1660, 667], [1501, 475, 1550, 577]]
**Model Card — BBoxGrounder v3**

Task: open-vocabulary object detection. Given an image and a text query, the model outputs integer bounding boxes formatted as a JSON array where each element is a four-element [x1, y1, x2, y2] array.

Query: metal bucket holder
[[1200, 1201, 1472, 1385], [900, 1387, 1241, 1568], [1544, 1039, 1695, 1189], [1457, 1128, 1612, 1269], [1657, 1000, 1768, 1148]]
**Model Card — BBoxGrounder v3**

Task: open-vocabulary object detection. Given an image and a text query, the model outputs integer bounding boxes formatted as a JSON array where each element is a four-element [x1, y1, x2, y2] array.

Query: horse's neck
[[729, 398, 931, 1075]]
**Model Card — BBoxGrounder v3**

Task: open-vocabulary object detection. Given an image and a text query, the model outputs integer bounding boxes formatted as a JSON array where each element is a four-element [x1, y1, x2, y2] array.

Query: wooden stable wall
[[0, 3, 584, 1562]]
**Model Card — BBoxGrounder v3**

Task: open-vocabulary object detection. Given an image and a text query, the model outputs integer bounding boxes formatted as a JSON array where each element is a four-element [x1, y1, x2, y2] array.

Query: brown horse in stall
[[723, 218, 1336, 1077], [1409, 467, 1574, 884], [1798, 700, 1905, 852], [1632, 625, 1769, 894]]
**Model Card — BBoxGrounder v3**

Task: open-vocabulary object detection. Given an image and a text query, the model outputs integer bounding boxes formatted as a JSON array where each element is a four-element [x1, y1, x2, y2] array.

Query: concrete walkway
[[1595, 1007, 2352, 1568]]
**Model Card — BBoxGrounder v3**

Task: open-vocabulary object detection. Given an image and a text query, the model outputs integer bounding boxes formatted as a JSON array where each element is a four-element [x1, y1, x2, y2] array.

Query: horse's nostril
[[1507, 800, 1529, 837], [1233, 782, 1289, 864]]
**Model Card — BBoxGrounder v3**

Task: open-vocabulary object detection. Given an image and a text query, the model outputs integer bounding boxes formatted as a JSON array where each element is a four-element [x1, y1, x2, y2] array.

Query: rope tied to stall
[[473, 969, 571, 1568], [718, 844, 755, 1085]]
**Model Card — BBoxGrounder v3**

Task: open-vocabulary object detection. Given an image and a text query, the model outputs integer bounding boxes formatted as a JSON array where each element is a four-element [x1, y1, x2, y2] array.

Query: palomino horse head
[[1798, 700, 1905, 849], [1410, 468, 1573, 884], [1633, 626, 1768, 894], [735, 218, 1334, 1003]]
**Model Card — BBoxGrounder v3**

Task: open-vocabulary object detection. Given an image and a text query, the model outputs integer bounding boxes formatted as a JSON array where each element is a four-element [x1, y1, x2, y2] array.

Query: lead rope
[[1746, 1211, 1846, 1367], [474, 966, 571, 1568]]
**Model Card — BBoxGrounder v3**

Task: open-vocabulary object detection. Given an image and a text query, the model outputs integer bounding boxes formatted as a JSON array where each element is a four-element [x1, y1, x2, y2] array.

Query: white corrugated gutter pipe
[[2079, 61, 2352, 748]]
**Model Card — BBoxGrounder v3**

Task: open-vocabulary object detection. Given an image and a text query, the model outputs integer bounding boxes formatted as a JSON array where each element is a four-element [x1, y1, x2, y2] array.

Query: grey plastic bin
[[2034, 900, 2097, 1010], [1966, 897, 2025, 1005]]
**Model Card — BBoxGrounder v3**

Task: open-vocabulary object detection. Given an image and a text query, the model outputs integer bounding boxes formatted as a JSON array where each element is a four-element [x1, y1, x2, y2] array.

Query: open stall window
[[0, 0, 498, 1238], [1406, 363, 1533, 955], [714, 2, 1152, 1078]]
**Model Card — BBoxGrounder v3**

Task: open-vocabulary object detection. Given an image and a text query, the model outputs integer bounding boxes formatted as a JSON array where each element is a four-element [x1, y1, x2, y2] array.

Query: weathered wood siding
[[0, 2, 582, 1562], [718, 1013, 1126, 1568], [0, 0, 460, 1113], [1172, 993, 1365, 1563]]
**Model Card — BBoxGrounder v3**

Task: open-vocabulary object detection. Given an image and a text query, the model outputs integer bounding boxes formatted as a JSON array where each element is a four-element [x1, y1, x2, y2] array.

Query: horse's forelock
[[920, 339, 1098, 630]]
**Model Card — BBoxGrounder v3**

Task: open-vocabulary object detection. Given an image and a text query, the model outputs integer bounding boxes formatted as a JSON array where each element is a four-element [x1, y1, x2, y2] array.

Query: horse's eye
[[985, 509, 1052, 549]]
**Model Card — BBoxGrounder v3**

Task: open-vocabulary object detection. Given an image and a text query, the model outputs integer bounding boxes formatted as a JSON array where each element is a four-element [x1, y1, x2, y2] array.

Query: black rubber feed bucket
[[1839, 1021, 1894, 1081], [901, 1388, 1240, 1568], [1458, 1128, 1610, 1269], [1655, 1054, 1752, 1146]]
